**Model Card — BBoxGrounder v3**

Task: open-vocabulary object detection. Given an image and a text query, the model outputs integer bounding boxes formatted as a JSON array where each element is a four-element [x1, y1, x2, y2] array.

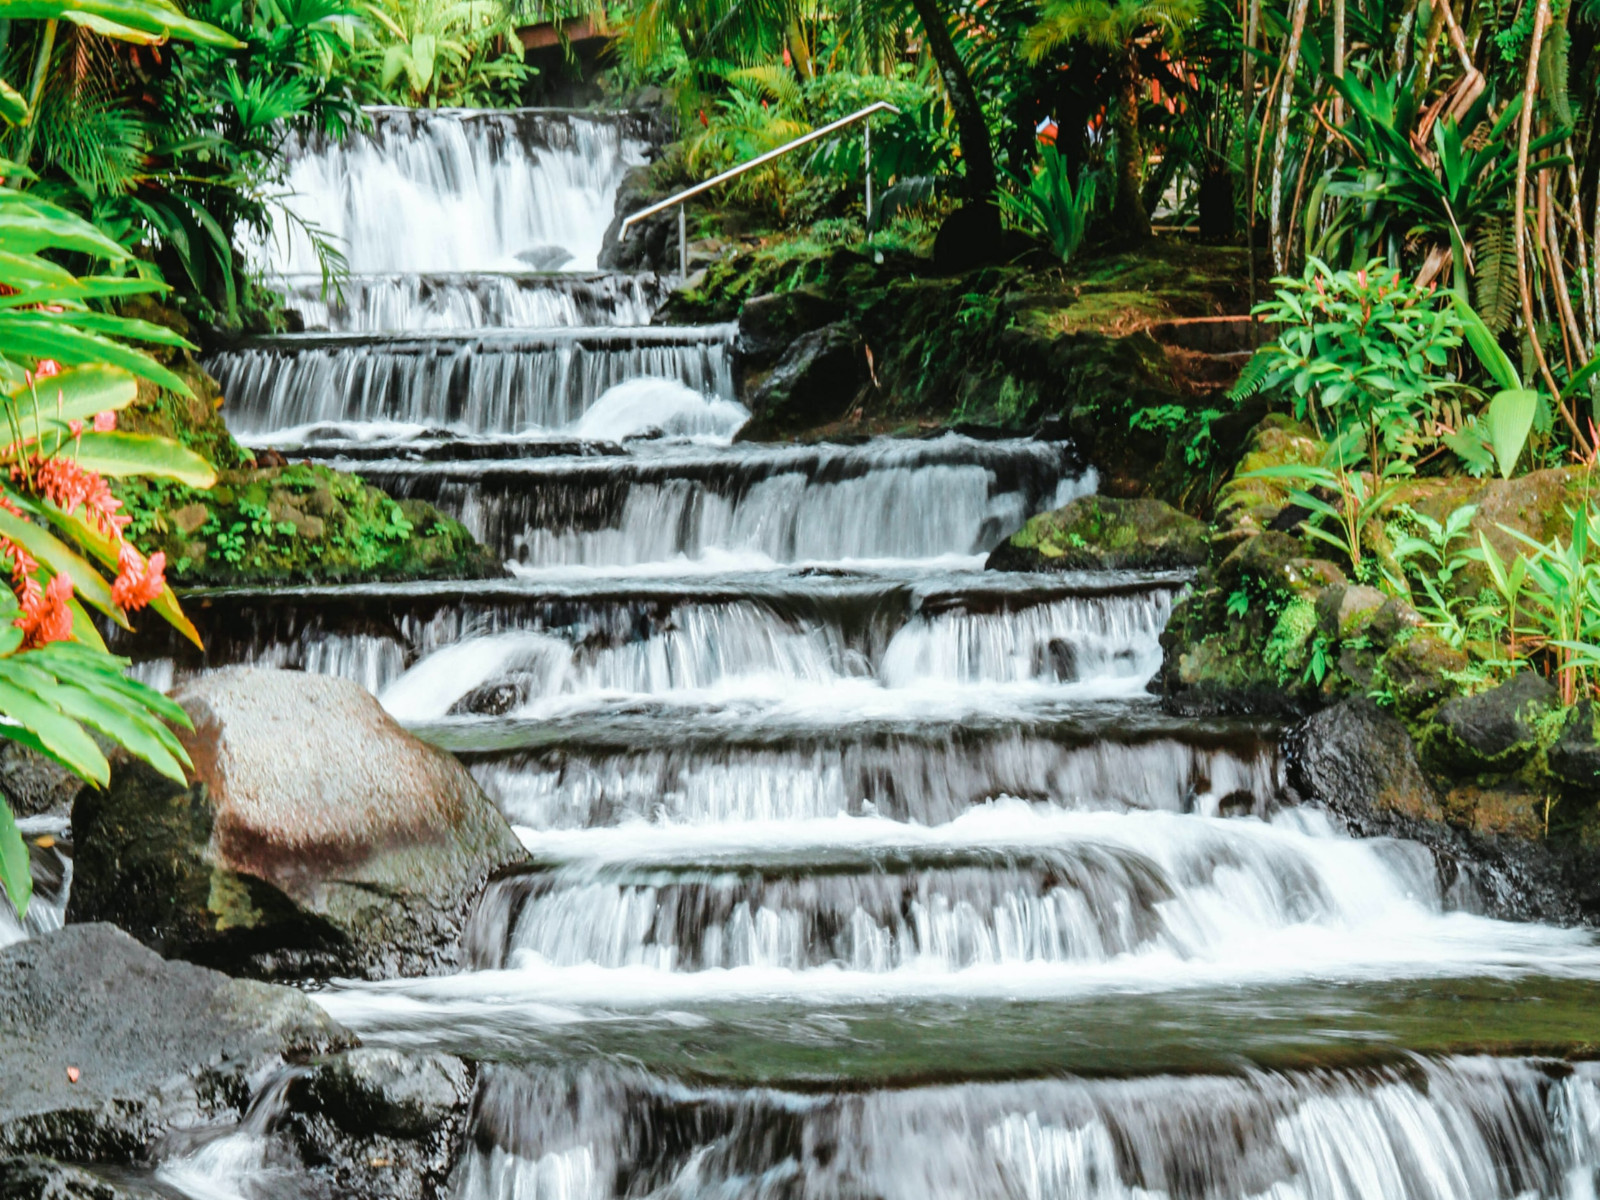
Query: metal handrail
[[619, 100, 901, 277]]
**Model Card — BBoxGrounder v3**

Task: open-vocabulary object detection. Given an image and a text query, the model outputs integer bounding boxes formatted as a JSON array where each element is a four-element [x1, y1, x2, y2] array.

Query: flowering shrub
[[0, 183, 218, 921]]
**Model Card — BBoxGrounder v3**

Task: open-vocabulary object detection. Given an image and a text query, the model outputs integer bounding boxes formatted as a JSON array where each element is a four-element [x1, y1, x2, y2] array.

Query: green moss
[[116, 463, 500, 587], [995, 496, 1208, 571]]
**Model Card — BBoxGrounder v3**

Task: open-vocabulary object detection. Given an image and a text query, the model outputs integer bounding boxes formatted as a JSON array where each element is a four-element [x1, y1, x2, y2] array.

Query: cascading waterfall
[[281, 271, 670, 333], [208, 327, 737, 439], [451, 1058, 1600, 1200], [262, 108, 649, 276], [469, 726, 1281, 830], [366, 435, 1088, 565], [116, 102, 1600, 1200]]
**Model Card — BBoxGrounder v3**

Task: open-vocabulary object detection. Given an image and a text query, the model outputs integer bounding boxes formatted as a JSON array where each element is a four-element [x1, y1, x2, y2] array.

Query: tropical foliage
[[0, 176, 217, 920]]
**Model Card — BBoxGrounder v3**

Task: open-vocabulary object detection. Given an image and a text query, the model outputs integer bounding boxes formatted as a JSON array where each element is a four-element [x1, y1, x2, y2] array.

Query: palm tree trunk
[[907, 0, 997, 205], [1112, 58, 1151, 238]]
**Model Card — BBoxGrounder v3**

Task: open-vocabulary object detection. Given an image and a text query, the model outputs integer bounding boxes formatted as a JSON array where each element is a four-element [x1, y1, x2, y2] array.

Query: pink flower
[[25, 359, 60, 386], [16, 571, 73, 648], [111, 545, 165, 611], [92, 411, 116, 433]]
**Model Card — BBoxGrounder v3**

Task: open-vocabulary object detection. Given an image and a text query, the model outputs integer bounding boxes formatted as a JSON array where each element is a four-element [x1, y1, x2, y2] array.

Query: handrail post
[[678, 205, 688, 279], [619, 102, 902, 256], [864, 119, 873, 240]]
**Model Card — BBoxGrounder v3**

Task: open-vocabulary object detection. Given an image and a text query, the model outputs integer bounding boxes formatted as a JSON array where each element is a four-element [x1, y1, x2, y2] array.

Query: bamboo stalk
[[1562, 152, 1597, 348], [1514, 0, 1591, 452], [1269, 0, 1310, 272]]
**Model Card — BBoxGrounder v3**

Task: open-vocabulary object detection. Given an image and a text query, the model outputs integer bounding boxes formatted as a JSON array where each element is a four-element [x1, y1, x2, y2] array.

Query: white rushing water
[[207, 328, 738, 438], [129, 104, 1600, 1200], [261, 108, 647, 276], [447, 1058, 1600, 1200], [282, 272, 669, 333]]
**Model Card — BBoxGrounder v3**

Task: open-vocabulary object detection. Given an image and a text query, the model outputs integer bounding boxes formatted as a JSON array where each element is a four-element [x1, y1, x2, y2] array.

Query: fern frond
[[1227, 347, 1276, 403], [1472, 217, 1519, 335]]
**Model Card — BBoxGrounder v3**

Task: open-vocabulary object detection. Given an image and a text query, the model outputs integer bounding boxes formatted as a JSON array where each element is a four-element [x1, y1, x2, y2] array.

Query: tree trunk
[[907, 0, 996, 205], [1112, 59, 1152, 239]]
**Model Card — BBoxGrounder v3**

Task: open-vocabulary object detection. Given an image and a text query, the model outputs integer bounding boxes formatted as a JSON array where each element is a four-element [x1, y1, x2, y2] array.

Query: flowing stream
[[147, 107, 1600, 1196]]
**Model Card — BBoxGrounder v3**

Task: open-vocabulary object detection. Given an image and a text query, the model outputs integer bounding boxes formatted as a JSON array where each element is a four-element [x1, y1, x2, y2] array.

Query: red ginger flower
[[25, 455, 129, 539], [16, 570, 73, 648], [111, 544, 164, 611]]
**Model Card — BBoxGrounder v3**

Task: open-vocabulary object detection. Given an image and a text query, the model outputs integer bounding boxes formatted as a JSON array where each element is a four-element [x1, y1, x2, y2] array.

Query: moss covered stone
[[988, 495, 1207, 572], [116, 463, 500, 587]]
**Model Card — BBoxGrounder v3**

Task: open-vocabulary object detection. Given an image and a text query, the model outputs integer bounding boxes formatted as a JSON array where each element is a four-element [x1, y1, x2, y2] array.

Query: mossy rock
[[988, 496, 1207, 572], [115, 463, 501, 587], [1419, 672, 1560, 775]]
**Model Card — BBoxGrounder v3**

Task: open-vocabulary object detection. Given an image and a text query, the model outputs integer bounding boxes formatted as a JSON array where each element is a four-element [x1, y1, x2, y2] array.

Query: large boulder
[[740, 321, 866, 439], [68, 667, 528, 980], [0, 924, 350, 1162], [1284, 697, 1442, 824], [987, 495, 1207, 572]]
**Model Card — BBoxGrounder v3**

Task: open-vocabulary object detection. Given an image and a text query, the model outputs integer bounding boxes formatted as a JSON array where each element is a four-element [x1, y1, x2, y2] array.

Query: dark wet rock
[[0, 1157, 161, 1199], [932, 203, 1002, 274], [0, 745, 78, 820], [736, 289, 845, 370], [1285, 698, 1442, 823], [987, 496, 1207, 572], [449, 682, 523, 717], [1550, 703, 1600, 794], [1216, 790, 1256, 818], [1285, 699, 1599, 924], [284, 1049, 471, 1199], [292, 1050, 467, 1141], [1423, 672, 1558, 774], [0, 924, 351, 1162], [741, 322, 866, 439], [1043, 639, 1080, 683], [68, 667, 529, 981], [598, 165, 676, 275]]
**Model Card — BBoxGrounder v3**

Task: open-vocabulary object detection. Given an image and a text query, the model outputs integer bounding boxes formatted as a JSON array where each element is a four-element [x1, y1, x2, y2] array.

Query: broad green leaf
[[4, 364, 139, 425], [46, 677, 185, 781], [1485, 388, 1540, 479], [0, 249, 79, 289], [0, 797, 29, 918], [38, 642, 191, 731], [0, 80, 26, 127], [0, 506, 127, 626], [0, 194, 127, 260], [62, 9, 165, 38], [1453, 294, 1522, 392], [0, 0, 244, 46], [0, 671, 108, 783], [0, 314, 191, 394], [0, 276, 166, 308], [66, 599, 104, 652], [65, 432, 217, 487]]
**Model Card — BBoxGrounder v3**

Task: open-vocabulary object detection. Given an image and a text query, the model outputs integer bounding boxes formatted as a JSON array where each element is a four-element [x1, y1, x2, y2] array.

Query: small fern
[[1227, 346, 1277, 402], [1473, 217, 1519, 335]]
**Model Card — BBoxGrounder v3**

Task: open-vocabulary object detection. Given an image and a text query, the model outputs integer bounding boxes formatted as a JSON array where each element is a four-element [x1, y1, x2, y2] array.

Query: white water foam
[[260, 109, 647, 275], [570, 377, 750, 443]]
